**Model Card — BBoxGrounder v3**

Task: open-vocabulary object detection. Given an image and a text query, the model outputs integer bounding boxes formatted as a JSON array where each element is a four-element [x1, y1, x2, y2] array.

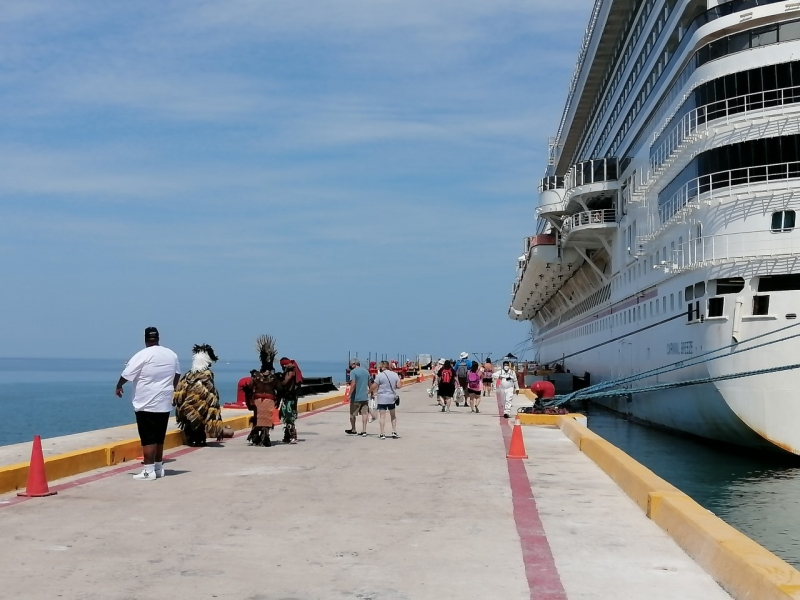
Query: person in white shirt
[[115, 327, 181, 481]]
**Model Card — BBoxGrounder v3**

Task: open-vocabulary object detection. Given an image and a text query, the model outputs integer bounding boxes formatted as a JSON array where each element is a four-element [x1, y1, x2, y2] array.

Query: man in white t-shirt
[[115, 327, 181, 481]]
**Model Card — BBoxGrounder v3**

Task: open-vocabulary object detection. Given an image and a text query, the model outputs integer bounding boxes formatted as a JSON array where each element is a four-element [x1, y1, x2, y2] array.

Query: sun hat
[[459, 352, 469, 359], [438, 358, 445, 365]]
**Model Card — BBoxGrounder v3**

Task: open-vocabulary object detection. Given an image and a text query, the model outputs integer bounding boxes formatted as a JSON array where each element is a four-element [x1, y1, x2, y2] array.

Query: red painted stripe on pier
[[498, 399, 568, 600], [0, 399, 347, 510]]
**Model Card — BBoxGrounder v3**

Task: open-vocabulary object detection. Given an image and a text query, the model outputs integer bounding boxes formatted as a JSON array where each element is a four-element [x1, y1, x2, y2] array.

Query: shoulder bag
[[384, 371, 400, 406]]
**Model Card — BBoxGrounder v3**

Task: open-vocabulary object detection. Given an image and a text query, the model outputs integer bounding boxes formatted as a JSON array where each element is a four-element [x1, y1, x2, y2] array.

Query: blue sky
[[0, 0, 589, 361]]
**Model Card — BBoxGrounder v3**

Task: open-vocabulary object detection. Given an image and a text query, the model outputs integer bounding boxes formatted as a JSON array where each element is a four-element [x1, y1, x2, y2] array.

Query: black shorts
[[467, 388, 481, 397], [377, 403, 396, 411], [135, 411, 170, 446], [482, 379, 493, 384], [457, 377, 468, 389]]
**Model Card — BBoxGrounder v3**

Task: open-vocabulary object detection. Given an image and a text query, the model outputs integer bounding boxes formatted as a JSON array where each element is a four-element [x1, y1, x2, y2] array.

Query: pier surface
[[0, 384, 730, 599]]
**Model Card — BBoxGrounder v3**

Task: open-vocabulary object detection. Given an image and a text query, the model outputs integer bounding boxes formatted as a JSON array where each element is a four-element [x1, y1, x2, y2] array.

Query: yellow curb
[[517, 413, 584, 426], [557, 418, 800, 599]]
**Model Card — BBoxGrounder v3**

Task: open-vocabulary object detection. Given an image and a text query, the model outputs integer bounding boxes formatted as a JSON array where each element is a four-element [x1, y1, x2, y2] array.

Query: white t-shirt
[[121, 345, 181, 412], [375, 369, 401, 405]]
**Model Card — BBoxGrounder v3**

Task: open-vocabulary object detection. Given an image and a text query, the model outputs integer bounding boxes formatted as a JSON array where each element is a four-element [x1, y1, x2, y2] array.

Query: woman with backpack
[[482, 358, 494, 397], [466, 361, 483, 413], [436, 360, 457, 412]]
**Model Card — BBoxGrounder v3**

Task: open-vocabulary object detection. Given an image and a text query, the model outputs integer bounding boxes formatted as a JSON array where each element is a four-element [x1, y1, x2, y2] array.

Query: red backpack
[[440, 369, 453, 384]]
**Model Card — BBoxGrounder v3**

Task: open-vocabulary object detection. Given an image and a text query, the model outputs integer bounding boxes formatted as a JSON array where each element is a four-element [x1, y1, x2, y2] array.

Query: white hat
[[438, 358, 445, 365], [459, 352, 469, 359]]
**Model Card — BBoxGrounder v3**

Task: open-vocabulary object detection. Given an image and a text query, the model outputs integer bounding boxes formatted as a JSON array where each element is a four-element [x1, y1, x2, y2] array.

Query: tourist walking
[[371, 361, 401, 439], [454, 352, 470, 406], [173, 344, 224, 447], [346, 358, 370, 437], [466, 361, 483, 412], [494, 360, 520, 419], [436, 359, 457, 412], [482, 358, 494, 397], [430, 358, 444, 402], [278, 357, 303, 443], [115, 327, 180, 481]]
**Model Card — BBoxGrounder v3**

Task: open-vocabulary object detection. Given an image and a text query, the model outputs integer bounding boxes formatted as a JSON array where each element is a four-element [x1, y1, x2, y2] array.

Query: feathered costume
[[173, 344, 224, 447], [246, 335, 280, 447], [278, 357, 303, 444]]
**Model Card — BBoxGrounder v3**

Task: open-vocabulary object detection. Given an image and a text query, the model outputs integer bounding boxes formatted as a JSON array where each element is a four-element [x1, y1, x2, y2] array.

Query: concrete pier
[[0, 383, 732, 599]]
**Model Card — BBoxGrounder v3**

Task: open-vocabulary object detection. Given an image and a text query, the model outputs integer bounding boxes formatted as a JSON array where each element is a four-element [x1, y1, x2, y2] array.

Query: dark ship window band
[[658, 134, 800, 208]]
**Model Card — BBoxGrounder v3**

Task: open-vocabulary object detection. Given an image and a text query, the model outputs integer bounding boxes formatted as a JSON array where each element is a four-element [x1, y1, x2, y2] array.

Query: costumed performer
[[247, 334, 280, 447], [278, 357, 303, 444], [173, 344, 224, 447]]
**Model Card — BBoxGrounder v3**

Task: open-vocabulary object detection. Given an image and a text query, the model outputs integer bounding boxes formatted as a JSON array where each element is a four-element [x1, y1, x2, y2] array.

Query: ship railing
[[564, 157, 618, 191], [650, 85, 800, 173], [658, 160, 800, 224], [671, 229, 800, 272], [561, 209, 617, 234], [538, 175, 565, 193]]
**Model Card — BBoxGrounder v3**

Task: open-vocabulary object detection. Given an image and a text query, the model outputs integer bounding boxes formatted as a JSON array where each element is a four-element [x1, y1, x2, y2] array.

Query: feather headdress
[[190, 343, 219, 372], [255, 334, 277, 372]]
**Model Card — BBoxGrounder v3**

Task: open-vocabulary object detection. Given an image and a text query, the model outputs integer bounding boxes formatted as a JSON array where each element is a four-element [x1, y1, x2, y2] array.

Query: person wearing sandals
[[466, 361, 483, 412], [345, 358, 370, 437], [370, 360, 402, 439]]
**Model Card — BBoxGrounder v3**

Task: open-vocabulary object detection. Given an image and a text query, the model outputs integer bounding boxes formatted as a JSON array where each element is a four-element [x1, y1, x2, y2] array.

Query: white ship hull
[[508, 0, 800, 454]]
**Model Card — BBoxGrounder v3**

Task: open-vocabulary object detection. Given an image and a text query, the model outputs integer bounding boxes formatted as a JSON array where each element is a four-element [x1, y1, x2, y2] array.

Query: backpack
[[456, 361, 468, 378], [467, 371, 481, 389], [440, 369, 453, 384]]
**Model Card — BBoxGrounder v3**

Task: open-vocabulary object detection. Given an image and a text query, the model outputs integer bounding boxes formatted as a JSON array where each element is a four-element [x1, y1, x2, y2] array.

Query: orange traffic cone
[[343, 384, 351, 403], [506, 418, 528, 459], [18, 435, 56, 497]]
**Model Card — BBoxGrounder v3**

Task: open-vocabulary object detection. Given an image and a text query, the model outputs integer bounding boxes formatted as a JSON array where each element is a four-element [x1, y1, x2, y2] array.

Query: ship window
[[685, 285, 694, 301], [656, 250, 660, 264], [771, 210, 795, 232], [715, 278, 745, 294], [753, 295, 770, 315], [751, 25, 778, 48], [670, 294, 675, 310], [758, 274, 800, 292], [780, 20, 800, 42], [679, 291, 683, 305], [708, 297, 724, 318], [694, 282, 706, 298], [663, 296, 666, 313]]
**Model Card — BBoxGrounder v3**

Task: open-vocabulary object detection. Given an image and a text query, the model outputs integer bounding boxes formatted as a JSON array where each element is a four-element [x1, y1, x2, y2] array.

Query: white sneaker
[[155, 469, 165, 479], [133, 468, 157, 481]]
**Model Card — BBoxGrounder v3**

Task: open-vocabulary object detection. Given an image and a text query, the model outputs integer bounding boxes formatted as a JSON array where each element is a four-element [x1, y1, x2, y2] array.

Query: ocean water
[[0, 358, 345, 447], [587, 406, 800, 569]]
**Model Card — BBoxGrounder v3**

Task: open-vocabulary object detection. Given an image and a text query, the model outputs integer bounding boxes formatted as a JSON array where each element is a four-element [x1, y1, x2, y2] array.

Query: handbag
[[384, 372, 400, 406]]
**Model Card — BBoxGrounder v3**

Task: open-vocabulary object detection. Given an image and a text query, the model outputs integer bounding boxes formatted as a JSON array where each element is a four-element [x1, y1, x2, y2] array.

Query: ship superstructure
[[511, 0, 800, 453]]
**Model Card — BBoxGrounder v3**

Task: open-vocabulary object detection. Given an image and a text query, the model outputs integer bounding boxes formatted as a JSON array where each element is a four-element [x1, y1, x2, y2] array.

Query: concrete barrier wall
[[0, 377, 428, 495], [557, 416, 800, 600]]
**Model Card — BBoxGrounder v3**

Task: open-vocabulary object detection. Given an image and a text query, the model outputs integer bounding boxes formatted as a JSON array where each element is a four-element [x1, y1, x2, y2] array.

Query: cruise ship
[[509, 0, 800, 453]]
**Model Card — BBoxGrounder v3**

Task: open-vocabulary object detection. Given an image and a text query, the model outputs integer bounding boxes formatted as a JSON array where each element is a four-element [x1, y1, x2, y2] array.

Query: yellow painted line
[[557, 416, 800, 599]]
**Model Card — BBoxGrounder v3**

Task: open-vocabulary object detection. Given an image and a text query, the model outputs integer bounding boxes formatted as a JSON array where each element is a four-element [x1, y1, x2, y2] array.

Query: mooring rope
[[544, 362, 800, 405], [543, 319, 800, 407]]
